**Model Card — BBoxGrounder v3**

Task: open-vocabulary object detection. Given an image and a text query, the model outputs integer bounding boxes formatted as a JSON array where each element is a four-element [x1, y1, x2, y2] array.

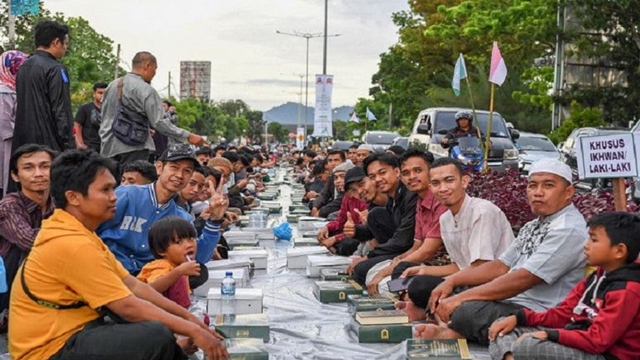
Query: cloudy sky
[[46, 0, 409, 111]]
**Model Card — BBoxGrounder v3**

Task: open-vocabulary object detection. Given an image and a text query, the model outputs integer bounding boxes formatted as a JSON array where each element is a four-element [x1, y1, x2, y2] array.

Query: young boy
[[9, 149, 226, 360], [138, 217, 208, 309], [488, 212, 640, 360]]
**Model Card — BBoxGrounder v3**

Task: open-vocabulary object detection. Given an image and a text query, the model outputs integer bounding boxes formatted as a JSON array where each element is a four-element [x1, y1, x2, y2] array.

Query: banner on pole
[[312, 74, 334, 137], [10, 0, 40, 16], [296, 127, 305, 150]]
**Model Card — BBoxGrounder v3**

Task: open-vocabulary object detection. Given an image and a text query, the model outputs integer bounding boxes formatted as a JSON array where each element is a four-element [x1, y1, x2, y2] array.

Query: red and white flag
[[489, 42, 507, 86]]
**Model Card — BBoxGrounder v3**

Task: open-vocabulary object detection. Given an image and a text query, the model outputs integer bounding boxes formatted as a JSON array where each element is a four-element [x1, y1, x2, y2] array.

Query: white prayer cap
[[334, 162, 355, 174], [528, 159, 572, 184], [357, 144, 374, 152]]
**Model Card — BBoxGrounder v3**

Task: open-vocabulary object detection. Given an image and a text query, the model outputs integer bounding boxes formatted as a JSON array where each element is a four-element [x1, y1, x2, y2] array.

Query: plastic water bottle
[[221, 271, 236, 315], [248, 212, 258, 228], [260, 210, 268, 228]]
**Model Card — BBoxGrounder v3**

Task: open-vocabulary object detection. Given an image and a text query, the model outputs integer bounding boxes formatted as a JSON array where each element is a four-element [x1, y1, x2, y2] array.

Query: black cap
[[159, 144, 199, 168], [345, 166, 366, 188]]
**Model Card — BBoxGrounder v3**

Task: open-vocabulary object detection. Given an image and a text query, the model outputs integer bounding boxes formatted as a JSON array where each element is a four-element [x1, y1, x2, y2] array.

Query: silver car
[[516, 132, 561, 174]]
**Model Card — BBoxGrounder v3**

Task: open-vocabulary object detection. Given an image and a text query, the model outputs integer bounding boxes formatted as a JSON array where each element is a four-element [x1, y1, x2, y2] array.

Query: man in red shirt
[[316, 162, 368, 256], [365, 149, 449, 296]]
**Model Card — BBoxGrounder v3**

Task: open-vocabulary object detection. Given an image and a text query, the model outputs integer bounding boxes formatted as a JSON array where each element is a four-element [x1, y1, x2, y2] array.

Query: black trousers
[[407, 274, 445, 309], [50, 318, 187, 360], [334, 237, 359, 257], [449, 300, 525, 346], [367, 207, 396, 245], [112, 149, 150, 180], [352, 207, 401, 285], [0, 247, 25, 327], [391, 261, 420, 280], [352, 254, 396, 286]]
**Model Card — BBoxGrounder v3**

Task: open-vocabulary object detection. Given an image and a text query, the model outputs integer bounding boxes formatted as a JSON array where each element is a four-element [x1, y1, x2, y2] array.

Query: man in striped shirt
[[0, 144, 56, 331]]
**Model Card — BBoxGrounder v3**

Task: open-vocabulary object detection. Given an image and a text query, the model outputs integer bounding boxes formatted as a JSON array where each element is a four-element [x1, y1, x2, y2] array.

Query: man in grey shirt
[[413, 159, 588, 346], [100, 52, 206, 166]]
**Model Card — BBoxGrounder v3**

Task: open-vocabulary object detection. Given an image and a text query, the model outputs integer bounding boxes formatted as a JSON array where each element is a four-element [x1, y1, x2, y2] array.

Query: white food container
[[293, 237, 319, 247], [286, 247, 329, 269], [228, 249, 268, 269], [306, 255, 353, 278], [297, 217, 328, 231], [205, 258, 254, 272], [224, 231, 258, 242], [193, 268, 249, 297], [242, 228, 274, 240], [206, 287, 264, 315]]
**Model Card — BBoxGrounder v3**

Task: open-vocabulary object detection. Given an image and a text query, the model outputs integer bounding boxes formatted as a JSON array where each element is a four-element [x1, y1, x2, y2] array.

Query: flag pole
[[464, 77, 484, 153], [483, 83, 495, 172]]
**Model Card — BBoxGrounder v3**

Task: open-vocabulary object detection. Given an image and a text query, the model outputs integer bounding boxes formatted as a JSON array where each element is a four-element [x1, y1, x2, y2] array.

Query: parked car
[[559, 127, 630, 191], [392, 136, 410, 150], [331, 140, 354, 151], [362, 131, 400, 152], [515, 132, 561, 174], [407, 107, 520, 170]]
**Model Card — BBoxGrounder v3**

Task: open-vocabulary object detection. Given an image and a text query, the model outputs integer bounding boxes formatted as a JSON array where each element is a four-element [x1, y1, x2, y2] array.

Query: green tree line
[[0, 1, 264, 143], [355, 0, 640, 138]]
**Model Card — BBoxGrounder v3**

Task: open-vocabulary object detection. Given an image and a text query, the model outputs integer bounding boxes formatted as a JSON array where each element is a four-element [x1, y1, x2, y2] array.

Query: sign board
[[180, 61, 212, 101], [312, 75, 334, 137], [296, 127, 305, 150], [576, 133, 639, 179]]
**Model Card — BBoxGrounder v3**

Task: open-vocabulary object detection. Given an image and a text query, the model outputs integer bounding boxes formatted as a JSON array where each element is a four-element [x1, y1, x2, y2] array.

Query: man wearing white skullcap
[[413, 158, 589, 351]]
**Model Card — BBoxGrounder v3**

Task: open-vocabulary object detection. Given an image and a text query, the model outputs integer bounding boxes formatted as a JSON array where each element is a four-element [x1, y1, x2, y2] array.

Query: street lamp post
[[276, 31, 322, 137], [323, 0, 328, 75], [276, 30, 340, 137]]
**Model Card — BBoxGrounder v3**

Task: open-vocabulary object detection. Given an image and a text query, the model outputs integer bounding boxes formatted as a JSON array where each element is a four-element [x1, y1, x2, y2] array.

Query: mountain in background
[[263, 102, 354, 126]]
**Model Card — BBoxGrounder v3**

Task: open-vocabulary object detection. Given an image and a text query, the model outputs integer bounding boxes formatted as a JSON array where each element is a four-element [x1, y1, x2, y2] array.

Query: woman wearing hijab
[[0, 50, 28, 196]]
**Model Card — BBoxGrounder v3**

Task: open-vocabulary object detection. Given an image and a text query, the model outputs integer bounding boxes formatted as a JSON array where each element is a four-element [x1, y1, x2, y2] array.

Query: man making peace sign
[[97, 144, 227, 275]]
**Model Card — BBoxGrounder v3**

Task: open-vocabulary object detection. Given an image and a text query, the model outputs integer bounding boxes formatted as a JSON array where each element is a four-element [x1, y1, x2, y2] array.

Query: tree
[[217, 99, 250, 118], [358, 0, 558, 135], [548, 102, 605, 144], [267, 122, 288, 143], [0, 2, 125, 110], [561, 0, 640, 124], [172, 98, 252, 142], [332, 120, 349, 140], [245, 110, 265, 144]]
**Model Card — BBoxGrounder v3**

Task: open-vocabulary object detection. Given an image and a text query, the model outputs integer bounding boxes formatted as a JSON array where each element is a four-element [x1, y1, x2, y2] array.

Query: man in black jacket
[[311, 149, 346, 218], [347, 153, 418, 285], [13, 21, 72, 154]]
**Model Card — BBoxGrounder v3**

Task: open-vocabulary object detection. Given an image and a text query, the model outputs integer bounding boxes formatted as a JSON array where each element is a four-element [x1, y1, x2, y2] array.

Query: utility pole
[[551, 2, 566, 131], [168, 71, 172, 98], [323, 0, 328, 75], [114, 43, 121, 80], [276, 30, 340, 137]]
